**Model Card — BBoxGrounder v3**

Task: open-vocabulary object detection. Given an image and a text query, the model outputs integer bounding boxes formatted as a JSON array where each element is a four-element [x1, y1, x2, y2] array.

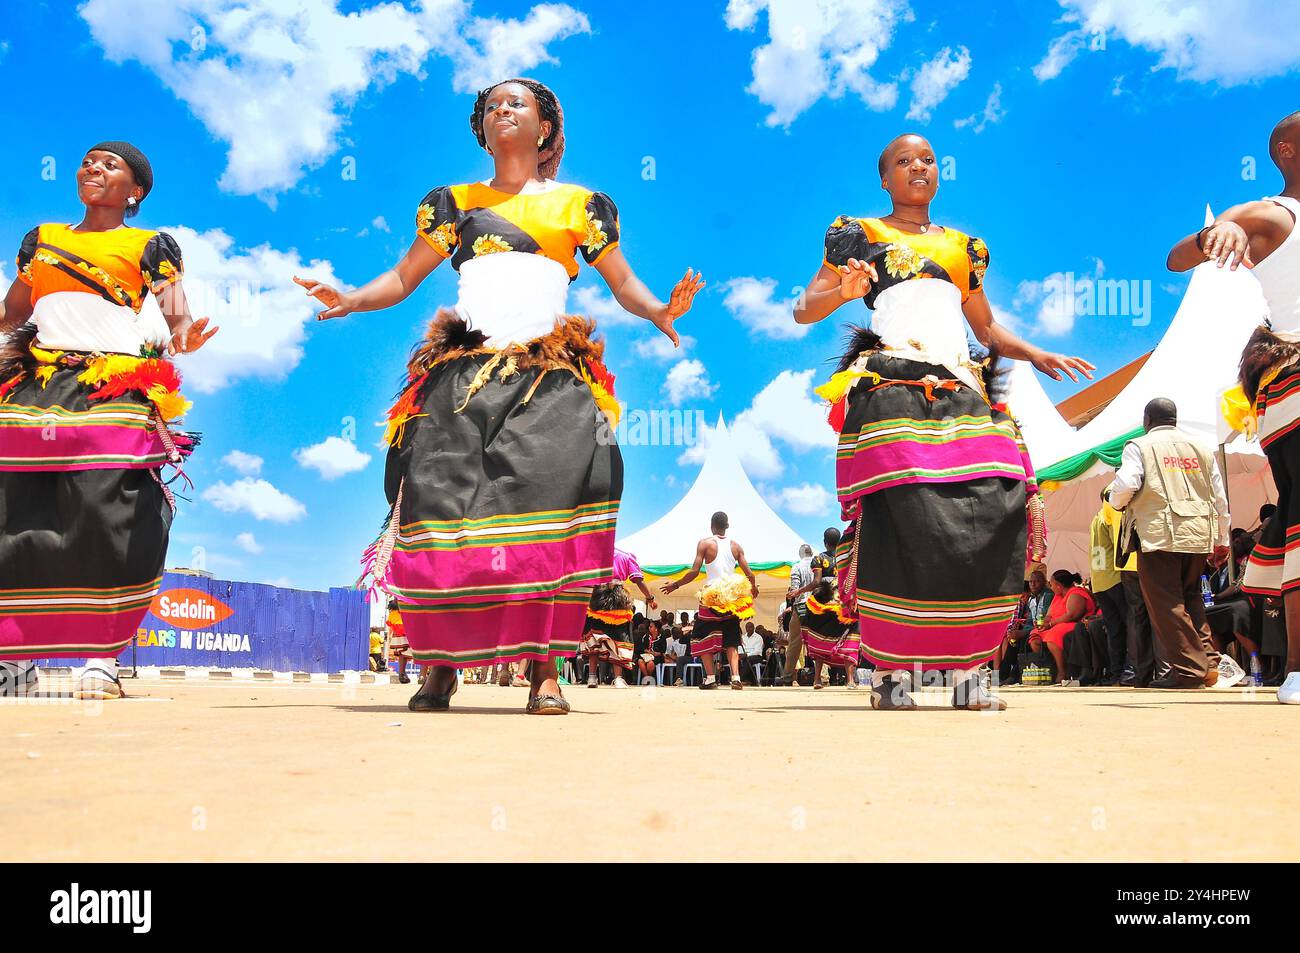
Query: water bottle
[[1250, 653, 1263, 687], [1200, 575, 1214, 608]]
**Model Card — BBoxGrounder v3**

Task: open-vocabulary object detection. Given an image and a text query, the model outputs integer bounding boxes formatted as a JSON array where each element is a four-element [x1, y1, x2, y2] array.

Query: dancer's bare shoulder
[[1223, 199, 1295, 260]]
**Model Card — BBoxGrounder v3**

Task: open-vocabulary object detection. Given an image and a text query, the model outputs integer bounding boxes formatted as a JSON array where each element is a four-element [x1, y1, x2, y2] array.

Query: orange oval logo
[[149, 588, 234, 630]]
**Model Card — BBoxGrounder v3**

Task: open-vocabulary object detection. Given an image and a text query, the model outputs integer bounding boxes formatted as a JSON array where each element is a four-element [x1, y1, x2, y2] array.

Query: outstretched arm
[[294, 237, 446, 320], [1166, 200, 1291, 273], [661, 541, 707, 594], [793, 260, 876, 326], [632, 576, 657, 610], [156, 281, 219, 355], [594, 248, 703, 348], [963, 289, 1095, 384]]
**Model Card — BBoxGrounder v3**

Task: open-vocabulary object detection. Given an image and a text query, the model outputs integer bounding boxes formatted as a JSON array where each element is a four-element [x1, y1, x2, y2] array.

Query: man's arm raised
[[1167, 200, 1292, 273]]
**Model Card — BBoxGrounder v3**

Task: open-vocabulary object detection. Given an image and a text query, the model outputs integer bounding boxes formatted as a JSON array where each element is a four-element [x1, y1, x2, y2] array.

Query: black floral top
[[416, 182, 619, 281], [823, 216, 989, 309]]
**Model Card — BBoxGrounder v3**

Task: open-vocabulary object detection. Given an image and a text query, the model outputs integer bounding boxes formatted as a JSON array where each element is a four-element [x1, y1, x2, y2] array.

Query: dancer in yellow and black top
[[297, 79, 703, 715], [0, 141, 217, 700], [793, 133, 1089, 711]]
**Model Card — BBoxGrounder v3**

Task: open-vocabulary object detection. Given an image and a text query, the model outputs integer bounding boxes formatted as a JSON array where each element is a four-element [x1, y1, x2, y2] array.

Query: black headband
[[87, 140, 153, 200]]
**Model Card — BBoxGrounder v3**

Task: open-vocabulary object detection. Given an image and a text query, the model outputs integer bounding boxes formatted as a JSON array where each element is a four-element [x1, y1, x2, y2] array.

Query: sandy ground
[[2, 675, 1295, 862]]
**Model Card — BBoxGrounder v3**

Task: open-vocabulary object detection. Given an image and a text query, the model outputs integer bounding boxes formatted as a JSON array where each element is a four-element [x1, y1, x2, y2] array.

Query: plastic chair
[[683, 662, 704, 687]]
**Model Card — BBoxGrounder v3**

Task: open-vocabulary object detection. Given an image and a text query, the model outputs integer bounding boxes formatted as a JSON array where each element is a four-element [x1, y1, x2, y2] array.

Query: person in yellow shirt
[[1090, 490, 1138, 685]]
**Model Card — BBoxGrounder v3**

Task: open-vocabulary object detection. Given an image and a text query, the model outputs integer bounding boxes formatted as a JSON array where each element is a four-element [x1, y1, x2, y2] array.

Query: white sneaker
[[1278, 672, 1300, 705], [611, 676, 629, 688], [0, 660, 39, 697], [1215, 654, 1247, 689], [75, 662, 122, 700]]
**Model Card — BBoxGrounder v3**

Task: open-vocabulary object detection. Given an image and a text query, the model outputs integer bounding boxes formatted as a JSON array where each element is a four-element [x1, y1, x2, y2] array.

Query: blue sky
[[2, 0, 1298, 590]]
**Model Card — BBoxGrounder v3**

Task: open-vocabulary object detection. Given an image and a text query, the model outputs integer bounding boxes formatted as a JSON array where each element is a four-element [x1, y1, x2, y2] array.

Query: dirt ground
[[3, 676, 1295, 862]]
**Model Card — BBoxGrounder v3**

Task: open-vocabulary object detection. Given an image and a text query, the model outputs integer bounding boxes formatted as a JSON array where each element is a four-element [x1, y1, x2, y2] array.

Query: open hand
[[1032, 352, 1096, 383], [838, 258, 877, 300], [294, 275, 352, 320], [1202, 222, 1254, 271], [651, 268, 706, 347], [167, 316, 219, 355]]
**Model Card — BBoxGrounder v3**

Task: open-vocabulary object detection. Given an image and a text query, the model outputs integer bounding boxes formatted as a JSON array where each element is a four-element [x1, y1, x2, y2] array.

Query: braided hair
[[469, 78, 565, 180]]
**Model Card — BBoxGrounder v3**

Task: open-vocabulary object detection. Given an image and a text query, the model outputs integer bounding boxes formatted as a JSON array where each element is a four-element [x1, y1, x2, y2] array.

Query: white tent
[[1005, 358, 1080, 473], [1038, 207, 1276, 573], [619, 415, 808, 568], [618, 415, 810, 620]]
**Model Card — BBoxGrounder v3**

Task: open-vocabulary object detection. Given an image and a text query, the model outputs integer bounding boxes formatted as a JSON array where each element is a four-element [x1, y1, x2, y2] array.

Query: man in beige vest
[[1107, 399, 1230, 688]]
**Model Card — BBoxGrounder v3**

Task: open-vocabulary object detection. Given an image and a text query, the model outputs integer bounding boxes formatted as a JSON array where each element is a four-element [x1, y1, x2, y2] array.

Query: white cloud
[[953, 82, 1004, 133], [634, 333, 696, 362], [445, 3, 591, 93], [737, 369, 833, 454], [724, 0, 911, 127], [720, 276, 808, 340], [676, 369, 834, 481], [571, 284, 639, 327], [663, 359, 718, 406], [203, 478, 307, 522], [1033, 29, 1087, 82], [764, 482, 836, 517], [235, 531, 263, 554], [905, 45, 971, 122], [294, 435, 373, 479], [371, 215, 390, 233], [222, 449, 264, 476], [145, 225, 340, 394], [79, 1, 590, 197], [1012, 258, 1106, 337], [1036, 1, 1300, 86]]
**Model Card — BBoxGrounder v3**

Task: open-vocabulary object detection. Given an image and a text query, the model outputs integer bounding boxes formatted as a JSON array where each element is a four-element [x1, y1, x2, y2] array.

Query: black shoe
[[397, 673, 411, 684], [699, 679, 719, 690], [1097, 675, 1120, 686], [408, 670, 457, 711], [1148, 675, 1204, 690], [869, 676, 916, 710]]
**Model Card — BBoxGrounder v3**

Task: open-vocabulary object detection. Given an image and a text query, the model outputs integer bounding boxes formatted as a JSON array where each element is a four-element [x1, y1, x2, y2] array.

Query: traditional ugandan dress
[[386, 605, 410, 660], [816, 217, 1040, 672], [801, 589, 861, 668], [690, 535, 756, 657], [363, 181, 624, 667], [578, 547, 642, 671], [0, 224, 193, 659], [1236, 196, 1300, 598]]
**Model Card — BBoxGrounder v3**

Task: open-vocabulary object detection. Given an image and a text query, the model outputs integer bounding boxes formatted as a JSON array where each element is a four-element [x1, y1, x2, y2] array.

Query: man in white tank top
[[661, 511, 759, 690], [1167, 110, 1300, 704]]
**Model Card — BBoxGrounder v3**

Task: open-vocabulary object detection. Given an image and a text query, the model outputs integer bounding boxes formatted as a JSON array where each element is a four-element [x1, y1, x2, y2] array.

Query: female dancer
[[801, 577, 861, 690], [0, 141, 215, 699], [1025, 570, 1095, 684], [794, 133, 1090, 711], [580, 547, 656, 688], [296, 79, 702, 714]]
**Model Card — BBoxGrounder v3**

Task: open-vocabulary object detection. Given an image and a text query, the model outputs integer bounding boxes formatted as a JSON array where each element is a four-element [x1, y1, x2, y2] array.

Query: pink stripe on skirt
[[391, 531, 615, 604], [400, 593, 593, 667], [857, 613, 1013, 672], [803, 629, 861, 667], [0, 605, 149, 659], [0, 420, 170, 470]]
